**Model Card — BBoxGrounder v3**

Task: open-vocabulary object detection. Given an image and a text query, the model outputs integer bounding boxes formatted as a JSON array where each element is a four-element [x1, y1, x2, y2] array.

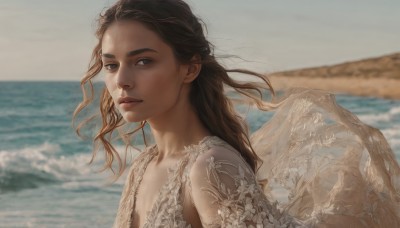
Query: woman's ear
[[183, 55, 202, 83]]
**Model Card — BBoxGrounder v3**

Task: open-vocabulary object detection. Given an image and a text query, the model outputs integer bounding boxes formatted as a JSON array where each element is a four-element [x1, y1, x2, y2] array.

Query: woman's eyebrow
[[101, 48, 158, 59]]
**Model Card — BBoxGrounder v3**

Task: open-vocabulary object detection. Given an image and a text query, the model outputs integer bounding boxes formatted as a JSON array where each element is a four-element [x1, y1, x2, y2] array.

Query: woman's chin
[[122, 113, 145, 123]]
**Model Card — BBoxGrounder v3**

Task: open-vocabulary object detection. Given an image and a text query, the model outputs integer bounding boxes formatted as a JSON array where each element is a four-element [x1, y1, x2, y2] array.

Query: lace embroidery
[[113, 89, 400, 227], [251, 89, 400, 227], [113, 136, 302, 227], [113, 146, 157, 228], [141, 150, 191, 228], [188, 138, 304, 227]]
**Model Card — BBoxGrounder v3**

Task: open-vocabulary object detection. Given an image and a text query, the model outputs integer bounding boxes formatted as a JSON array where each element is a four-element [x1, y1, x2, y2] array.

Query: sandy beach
[[268, 76, 400, 100]]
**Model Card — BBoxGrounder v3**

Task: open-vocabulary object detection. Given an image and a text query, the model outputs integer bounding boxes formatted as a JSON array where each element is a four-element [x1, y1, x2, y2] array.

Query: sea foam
[[358, 106, 400, 123], [0, 143, 92, 193]]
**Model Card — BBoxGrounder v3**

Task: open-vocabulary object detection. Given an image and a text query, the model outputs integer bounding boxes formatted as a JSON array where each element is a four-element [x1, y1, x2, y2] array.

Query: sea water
[[1, 81, 399, 227]]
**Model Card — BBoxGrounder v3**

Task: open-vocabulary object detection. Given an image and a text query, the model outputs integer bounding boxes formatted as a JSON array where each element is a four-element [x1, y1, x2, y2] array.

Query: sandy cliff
[[268, 52, 400, 99]]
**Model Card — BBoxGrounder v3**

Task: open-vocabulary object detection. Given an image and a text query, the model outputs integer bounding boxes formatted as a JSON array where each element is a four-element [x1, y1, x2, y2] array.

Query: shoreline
[[268, 76, 400, 100]]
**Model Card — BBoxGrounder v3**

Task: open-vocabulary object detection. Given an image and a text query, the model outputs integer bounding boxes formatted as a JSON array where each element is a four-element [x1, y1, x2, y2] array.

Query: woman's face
[[101, 20, 190, 123]]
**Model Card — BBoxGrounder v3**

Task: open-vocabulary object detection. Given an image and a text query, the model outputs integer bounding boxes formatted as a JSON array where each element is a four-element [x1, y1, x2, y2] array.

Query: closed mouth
[[118, 97, 143, 104]]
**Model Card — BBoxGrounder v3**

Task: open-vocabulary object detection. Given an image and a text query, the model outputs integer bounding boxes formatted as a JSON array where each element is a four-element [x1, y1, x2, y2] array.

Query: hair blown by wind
[[72, 0, 277, 181]]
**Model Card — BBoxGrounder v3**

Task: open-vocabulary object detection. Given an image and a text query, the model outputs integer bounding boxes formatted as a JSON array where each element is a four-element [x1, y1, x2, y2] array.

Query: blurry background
[[1, 0, 399, 80], [0, 0, 399, 227]]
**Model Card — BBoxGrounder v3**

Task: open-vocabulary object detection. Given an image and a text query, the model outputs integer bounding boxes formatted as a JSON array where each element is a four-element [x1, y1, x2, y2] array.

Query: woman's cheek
[[140, 71, 167, 92], [104, 75, 116, 91]]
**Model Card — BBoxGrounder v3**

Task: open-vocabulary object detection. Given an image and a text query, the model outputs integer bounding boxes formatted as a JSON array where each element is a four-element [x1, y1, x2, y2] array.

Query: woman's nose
[[116, 65, 135, 89]]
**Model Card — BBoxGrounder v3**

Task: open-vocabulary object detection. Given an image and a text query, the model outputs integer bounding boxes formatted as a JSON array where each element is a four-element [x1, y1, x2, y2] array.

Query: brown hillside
[[270, 52, 400, 79], [267, 52, 400, 99]]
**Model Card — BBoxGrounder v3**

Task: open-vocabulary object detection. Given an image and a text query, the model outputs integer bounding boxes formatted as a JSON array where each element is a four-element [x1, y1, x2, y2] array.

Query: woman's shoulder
[[192, 136, 241, 156], [188, 136, 243, 162], [189, 136, 255, 183], [186, 137, 295, 227]]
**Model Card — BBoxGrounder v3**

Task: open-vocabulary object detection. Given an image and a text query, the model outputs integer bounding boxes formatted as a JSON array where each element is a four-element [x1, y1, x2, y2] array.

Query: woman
[[74, 0, 400, 227]]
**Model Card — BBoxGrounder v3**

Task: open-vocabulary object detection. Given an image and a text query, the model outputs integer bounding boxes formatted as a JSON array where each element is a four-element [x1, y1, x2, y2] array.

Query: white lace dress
[[113, 136, 302, 227], [113, 89, 400, 228]]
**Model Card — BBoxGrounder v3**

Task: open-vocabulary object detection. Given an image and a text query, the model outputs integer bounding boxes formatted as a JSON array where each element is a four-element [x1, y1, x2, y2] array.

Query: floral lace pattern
[[113, 89, 400, 228], [195, 154, 303, 228], [251, 88, 400, 227], [113, 136, 302, 227]]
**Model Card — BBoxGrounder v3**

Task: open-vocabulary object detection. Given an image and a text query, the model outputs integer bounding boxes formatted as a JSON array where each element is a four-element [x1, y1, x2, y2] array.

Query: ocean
[[1, 81, 399, 227]]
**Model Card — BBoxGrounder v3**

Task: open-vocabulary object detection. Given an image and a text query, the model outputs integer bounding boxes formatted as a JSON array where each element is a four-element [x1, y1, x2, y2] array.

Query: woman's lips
[[118, 97, 143, 109], [119, 100, 142, 109], [118, 97, 143, 104]]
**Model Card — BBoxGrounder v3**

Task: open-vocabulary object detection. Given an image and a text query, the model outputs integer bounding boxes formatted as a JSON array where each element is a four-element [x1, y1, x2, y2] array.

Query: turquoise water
[[1, 81, 400, 227]]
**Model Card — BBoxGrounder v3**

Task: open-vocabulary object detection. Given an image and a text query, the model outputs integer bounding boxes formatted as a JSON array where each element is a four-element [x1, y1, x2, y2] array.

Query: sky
[[0, 0, 399, 81]]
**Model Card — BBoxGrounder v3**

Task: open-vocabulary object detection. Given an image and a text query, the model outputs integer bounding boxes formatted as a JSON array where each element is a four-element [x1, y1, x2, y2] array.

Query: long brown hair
[[73, 0, 275, 180]]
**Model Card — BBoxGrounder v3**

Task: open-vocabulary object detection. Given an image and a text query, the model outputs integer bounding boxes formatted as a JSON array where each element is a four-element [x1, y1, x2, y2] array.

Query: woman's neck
[[147, 104, 210, 162]]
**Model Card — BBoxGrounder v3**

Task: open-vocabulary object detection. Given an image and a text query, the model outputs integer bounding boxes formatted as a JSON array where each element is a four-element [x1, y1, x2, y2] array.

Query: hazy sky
[[0, 0, 399, 81]]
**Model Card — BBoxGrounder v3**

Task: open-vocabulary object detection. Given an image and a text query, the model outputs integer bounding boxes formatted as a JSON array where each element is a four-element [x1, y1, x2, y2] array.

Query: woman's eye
[[104, 64, 118, 71], [136, 59, 153, 66]]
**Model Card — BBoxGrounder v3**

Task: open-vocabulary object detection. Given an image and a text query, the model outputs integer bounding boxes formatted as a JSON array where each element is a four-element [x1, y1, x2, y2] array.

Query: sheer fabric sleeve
[[189, 146, 304, 228], [250, 88, 400, 227]]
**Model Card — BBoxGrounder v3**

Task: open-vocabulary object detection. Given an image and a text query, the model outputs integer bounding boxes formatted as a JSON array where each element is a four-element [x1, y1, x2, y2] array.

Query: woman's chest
[[133, 160, 171, 219], [131, 156, 198, 227]]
